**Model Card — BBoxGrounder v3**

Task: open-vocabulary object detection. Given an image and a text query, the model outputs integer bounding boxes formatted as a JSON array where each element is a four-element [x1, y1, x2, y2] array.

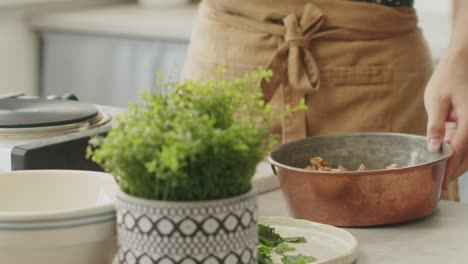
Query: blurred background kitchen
[[1, 0, 465, 200]]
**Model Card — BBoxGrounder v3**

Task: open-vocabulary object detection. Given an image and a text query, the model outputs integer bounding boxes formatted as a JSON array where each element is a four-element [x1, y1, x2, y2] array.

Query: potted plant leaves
[[87, 70, 280, 264]]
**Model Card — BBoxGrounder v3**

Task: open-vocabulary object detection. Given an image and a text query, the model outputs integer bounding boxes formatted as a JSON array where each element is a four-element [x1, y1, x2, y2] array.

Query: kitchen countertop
[[29, 3, 197, 40], [258, 189, 468, 264]]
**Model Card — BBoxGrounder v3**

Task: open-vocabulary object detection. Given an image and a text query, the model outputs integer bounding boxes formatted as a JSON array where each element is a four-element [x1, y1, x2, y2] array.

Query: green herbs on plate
[[259, 224, 283, 248], [281, 255, 317, 264], [283, 237, 307, 243], [258, 224, 316, 264]]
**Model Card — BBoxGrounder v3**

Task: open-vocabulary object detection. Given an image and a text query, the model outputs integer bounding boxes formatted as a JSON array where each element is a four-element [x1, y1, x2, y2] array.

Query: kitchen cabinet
[[0, 0, 130, 96], [40, 32, 188, 107], [31, 3, 196, 107]]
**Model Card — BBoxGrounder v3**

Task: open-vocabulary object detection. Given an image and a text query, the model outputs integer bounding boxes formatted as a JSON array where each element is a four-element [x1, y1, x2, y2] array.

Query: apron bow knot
[[261, 3, 325, 102], [285, 35, 309, 48]]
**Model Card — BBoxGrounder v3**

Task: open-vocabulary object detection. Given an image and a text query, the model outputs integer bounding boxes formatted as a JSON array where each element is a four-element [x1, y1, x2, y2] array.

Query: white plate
[[260, 217, 358, 264], [113, 217, 358, 264]]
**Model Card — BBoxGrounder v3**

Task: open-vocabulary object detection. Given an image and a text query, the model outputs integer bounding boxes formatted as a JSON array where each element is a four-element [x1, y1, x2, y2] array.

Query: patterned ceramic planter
[[115, 189, 258, 264]]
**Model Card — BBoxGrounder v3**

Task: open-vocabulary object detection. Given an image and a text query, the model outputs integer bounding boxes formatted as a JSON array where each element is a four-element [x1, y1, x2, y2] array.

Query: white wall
[[0, 8, 38, 95], [415, 0, 451, 13], [0, 0, 130, 96], [415, 0, 452, 61]]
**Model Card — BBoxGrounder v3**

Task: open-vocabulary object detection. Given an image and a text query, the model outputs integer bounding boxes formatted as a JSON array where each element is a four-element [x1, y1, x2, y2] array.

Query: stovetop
[[0, 94, 119, 146], [0, 98, 99, 128], [0, 94, 124, 172]]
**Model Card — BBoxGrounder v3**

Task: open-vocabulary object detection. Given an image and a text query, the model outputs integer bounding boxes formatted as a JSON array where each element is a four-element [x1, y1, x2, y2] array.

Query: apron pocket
[[306, 65, 394, 135]]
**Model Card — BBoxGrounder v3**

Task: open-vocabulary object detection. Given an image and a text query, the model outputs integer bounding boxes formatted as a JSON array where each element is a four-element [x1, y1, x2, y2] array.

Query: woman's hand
[[425, 0, 468, 190], [425, 52, 468, 190]]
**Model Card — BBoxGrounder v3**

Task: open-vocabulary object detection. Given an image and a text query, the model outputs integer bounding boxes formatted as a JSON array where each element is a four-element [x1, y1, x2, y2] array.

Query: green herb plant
[[258, 224, 316, 264], [87, 69, 305, 201]]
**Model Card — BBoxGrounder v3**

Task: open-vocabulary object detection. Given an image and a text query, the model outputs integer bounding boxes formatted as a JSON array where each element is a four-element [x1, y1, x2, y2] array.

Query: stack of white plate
[[0, 170, 119, 264]]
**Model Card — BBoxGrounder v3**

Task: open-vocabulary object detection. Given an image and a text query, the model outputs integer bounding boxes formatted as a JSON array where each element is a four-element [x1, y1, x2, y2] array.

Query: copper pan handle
[[271, 164, 278, 176]]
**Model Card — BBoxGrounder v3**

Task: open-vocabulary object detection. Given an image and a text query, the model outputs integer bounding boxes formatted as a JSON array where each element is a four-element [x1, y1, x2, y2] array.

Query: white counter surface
[[29, 3, 197, 40], [259, 189, 468, 264]]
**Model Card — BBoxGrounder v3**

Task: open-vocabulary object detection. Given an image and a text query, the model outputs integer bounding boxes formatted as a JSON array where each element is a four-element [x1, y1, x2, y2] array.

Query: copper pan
[[269, 133, 452, 227]]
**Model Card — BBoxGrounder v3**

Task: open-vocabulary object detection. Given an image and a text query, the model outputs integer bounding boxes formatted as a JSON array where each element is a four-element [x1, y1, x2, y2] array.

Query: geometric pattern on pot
[[117, 229, 257, 256], [117, 209, 256, 236], [116, 188, 258, 264], [117, 247, 257, 264]]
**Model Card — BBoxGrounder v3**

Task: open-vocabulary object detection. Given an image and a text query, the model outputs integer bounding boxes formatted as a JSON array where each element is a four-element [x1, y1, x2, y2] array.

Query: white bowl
[[0, 170, 119, 264]]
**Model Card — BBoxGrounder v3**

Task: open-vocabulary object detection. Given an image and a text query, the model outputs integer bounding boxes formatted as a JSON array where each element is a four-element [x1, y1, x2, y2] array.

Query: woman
[[182, 0, 468, 196]]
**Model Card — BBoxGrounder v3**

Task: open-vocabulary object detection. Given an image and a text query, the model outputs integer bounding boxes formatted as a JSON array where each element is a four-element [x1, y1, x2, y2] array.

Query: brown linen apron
[[182, 0, 431, 143]]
